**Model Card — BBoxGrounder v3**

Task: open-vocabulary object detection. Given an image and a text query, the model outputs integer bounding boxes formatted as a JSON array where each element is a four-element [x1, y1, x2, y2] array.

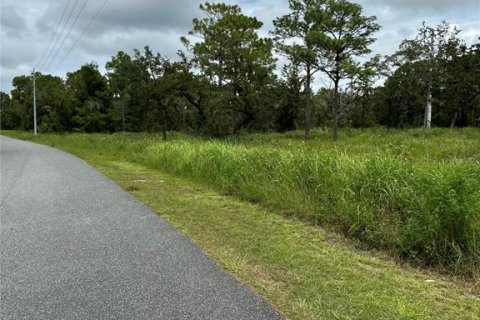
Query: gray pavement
[[0, 136, 282, 320]]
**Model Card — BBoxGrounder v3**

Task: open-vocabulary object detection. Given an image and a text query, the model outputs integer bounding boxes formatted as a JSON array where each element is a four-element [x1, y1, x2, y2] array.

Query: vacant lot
[[4, 128, 479, 319]]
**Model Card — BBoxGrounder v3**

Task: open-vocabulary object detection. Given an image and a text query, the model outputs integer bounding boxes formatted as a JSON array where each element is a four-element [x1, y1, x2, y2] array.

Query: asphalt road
[[0, 136, 282, 320]]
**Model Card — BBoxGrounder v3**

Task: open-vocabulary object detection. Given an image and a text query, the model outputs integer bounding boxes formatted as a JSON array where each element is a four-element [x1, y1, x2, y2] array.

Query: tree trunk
[[333, 79, 340, 142], [304, 63, 312, 141], [424, 89, 432, 129], [218, 58, 223, 87], [121, 100, 125, 132], [233, 112, 254, 134], [162, 116, 168, 141], [160, 103, 168, 141], [450, 112, 458, 129]]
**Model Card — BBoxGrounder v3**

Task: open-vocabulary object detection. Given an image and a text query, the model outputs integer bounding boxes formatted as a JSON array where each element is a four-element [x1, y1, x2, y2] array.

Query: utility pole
[[32, 68, 37, 135]]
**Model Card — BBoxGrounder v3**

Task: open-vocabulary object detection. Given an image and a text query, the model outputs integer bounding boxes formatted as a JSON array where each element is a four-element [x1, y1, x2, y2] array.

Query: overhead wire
[[41, 0, 81, 72], [45, 0, 91, 72], [36, 0, 73, 70], [53, 0, 111, 73]]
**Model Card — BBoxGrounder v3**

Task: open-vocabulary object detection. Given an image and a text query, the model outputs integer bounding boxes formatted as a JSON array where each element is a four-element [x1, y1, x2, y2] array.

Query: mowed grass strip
[[3, 131, 479, 319], [104, 161, 479, 320]]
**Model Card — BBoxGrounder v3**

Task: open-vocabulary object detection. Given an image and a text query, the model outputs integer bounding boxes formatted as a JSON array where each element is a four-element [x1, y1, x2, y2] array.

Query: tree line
[[1, 0, 479, 140]]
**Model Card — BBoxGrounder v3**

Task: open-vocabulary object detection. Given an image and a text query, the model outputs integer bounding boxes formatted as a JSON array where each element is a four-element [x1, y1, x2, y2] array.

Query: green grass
[[4, 129, 480, 275], [102, 161, 480, 320], [2, 129, 479, 319], [7, 128, 479, 274], [233, 127, 480, 164]]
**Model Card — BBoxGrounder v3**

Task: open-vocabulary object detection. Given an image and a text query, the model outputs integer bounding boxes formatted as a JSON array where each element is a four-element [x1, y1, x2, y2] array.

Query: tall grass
[[136, 139, 479, 273], [6, 128, 480, 274]]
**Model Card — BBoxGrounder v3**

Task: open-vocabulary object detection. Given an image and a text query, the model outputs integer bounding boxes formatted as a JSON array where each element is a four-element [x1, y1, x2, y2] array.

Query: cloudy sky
[[1, 0, 479, 92]]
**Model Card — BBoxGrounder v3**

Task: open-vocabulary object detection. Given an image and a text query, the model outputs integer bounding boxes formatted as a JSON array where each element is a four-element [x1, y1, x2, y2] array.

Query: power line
[[45, 0, 91, 72], [53, 0, 111, 73], [41, 0, 80, 71], [36, 0, 73, 70], [42, 0, 81, 72]]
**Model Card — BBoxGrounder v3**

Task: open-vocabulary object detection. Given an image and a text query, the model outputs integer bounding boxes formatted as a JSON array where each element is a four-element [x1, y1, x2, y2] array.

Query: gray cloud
[[0, 39, 36, 68], [0, 4, 28, 37], [0, 64, 32, 94], [36, 0, 199, 36], [95, 0, 198, 32], [1, 0, 479, 93], [366, 0, 478, 11]]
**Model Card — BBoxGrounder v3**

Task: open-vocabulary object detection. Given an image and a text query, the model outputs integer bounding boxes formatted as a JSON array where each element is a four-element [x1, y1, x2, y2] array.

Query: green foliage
[[182, 2, 276, 135], [3, 5, 478, 135], [36, 75, 73, 132], [8, 128, 478, 275], [378, 61, 428, 127], [106, 50, 148, 131], [184, 2, 275, 88], [377, 40, 480, 128], [345, 55, 388, 127], [1, 91, 18, 129], [436, 43, 480, 127], [66, 63, 111, 132], [9, 75, 34, 130], [392, 21, 462, 69], [389, 21, 465, 128], [272, 0, 327, 139], [276, 63, 305, 132], [273, 0, 380, 141], [3, 73, 73, 131]]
